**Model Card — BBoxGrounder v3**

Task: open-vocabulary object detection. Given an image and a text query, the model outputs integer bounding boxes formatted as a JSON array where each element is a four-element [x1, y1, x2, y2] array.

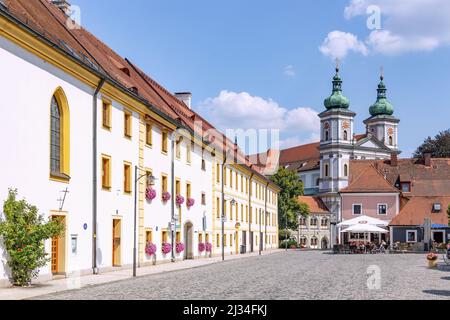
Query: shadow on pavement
[[423, 290, 450, 297]]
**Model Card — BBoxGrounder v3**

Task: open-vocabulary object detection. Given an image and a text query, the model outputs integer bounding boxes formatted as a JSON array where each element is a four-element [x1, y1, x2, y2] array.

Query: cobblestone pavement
[[33, 251, 450, 300]]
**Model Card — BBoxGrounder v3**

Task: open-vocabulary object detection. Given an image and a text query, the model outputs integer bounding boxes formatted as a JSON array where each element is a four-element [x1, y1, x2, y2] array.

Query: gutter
[[92, 79, 105, 274]]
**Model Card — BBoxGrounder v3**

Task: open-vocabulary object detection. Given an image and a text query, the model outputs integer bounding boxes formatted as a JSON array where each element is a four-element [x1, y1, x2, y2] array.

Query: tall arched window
[[343, 130, 348, 140], [324, 164, 329, 177], [389, 136, 393, 146], [50, 88, 70, 181], [325, 130, 329, 141]]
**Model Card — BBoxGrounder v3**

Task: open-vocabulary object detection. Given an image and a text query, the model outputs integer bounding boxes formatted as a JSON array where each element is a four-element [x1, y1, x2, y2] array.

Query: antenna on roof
[[380, 66, 384, 81]]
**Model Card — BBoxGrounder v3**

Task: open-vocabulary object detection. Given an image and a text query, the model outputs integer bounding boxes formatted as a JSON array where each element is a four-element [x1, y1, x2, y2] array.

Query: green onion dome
[[324, 67, 350, 109], [369, 75, 394, 116]]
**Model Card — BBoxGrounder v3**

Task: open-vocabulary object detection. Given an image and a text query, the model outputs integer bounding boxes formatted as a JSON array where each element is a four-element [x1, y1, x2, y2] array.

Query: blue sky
[[73, 0, 450, 156]]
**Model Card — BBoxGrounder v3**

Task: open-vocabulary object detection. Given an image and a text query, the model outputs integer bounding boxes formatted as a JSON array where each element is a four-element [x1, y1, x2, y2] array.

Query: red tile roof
[[340, 161, 399, 193], [390, 196, 450, 226], [298, 196, 330, 214]]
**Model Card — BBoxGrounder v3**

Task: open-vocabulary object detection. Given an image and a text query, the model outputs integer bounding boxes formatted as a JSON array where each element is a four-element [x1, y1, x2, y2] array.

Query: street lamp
[[133, 166, 156, 277]]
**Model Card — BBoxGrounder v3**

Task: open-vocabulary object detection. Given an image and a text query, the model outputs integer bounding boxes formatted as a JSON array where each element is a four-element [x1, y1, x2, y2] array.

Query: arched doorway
[[184, 221, 194, 260], [321, 237, 328, 249]]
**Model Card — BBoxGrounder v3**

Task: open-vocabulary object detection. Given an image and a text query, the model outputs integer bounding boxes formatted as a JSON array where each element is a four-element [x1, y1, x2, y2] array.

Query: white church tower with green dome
[[363, 73, 400, 151]]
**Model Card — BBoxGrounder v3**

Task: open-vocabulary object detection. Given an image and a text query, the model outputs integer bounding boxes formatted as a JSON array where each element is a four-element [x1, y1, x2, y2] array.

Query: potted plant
[[427, 252, 439, 268], [198, 242, 205, 255], [205, 242, 212, 257], [145, 242, 157, 265], [162, 192, 171, 203], [187, 198, 195, 209], [145, 187, 156, 202], [176, 242, 185, 254], [176, 195, 185, 206], [162, 242, 171, 255]]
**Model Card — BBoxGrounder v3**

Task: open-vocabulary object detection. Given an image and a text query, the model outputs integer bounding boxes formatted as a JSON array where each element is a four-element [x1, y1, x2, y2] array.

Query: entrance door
[[321, 238, 328, 249], [250, 232, 254, 252], [112, 219, 122, 266], [51, 216, 66, 274], [260, 232, 264, 251], [432, 231, 444, 243], [184, 222, 194, 259], [242, 231, 247, 253]]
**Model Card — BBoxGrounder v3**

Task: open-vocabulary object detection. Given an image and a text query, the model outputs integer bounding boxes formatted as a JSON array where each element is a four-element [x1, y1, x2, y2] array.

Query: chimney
[[175, 92, 192, 109], [390, 153, 398, 166], [424, 152, 432, 167], [50, 0, 71, 15]]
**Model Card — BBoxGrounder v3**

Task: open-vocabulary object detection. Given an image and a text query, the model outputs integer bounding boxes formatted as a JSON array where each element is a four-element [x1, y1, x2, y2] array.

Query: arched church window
[[344, 164, 348, 177], [343, 130, 348, 140], [324, 130, 329, 141], [389, 136, 393, 146], [50, 88, 70, 181]]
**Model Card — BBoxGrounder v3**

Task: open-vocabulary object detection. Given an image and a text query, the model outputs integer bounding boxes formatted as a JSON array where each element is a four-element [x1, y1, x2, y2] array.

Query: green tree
[[447, 204, 450, 227], [270, 167, 306, 231], [0, 189, 64, 286], [413, 129, 450, 158]]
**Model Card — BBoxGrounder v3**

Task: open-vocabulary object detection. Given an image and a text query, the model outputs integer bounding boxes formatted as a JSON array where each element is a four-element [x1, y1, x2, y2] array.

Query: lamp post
[[133, 166, 156, 277]]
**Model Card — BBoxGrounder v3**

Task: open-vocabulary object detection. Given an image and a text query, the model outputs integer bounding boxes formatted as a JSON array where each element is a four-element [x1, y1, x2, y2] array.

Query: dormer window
[[120, 67, 130, 76], [433, 203, 441, 212], [401, 182, 411, 193]]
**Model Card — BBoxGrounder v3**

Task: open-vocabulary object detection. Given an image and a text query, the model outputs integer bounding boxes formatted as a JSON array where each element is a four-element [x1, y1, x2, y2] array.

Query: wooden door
[[51, 216, 65, 274], [51, 235, 59, 273], [112, 219, 121, 266]]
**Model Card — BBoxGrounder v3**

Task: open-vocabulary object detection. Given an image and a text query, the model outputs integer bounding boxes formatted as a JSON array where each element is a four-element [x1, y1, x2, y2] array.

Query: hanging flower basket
[[205, 242, 212, 252], [176, 195, 185, 206], [187, 198, 195, 208], [198, 242, 206, 252], [176, 242, 185, 254], [145, 187, 156, 201], [162, 242, 171, 255], [162, 192, 171, 202], [145, 242, 157, 256]]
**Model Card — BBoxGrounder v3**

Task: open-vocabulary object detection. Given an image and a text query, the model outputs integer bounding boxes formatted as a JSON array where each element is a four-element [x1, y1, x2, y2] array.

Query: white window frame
[[377, 203, 388, 215], [406, 230, 417, 243], [431, 230, 445, 243], [352, 203, 362, 215]]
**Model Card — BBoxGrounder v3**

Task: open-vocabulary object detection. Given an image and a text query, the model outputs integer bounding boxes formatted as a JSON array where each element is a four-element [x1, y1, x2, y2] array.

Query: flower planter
[[145, 187, 156, 201]]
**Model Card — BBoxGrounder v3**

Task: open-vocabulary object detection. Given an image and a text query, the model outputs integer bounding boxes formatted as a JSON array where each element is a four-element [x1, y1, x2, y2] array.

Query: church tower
[[363, 71, 400, 151], [318, 64, 356, 194]]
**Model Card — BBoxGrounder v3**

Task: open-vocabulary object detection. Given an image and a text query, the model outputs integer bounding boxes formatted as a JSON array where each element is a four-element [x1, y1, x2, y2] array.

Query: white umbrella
[[341, 224, 388, 233], [337, 215, 389, 228]]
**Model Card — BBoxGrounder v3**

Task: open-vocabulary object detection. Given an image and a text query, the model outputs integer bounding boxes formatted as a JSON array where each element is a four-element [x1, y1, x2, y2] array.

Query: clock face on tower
[[342, 121, 350, 129], [387, 128, 394, 136]]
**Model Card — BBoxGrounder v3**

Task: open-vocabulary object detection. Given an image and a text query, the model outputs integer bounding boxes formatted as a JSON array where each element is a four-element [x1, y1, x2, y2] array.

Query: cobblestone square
[[34, 251, 450, 300]]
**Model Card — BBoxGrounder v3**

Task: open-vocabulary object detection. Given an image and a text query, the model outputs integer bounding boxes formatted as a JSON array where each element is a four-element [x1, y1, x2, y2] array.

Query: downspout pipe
[[264, 182, 269, 252], [92, 78, 105, 275]]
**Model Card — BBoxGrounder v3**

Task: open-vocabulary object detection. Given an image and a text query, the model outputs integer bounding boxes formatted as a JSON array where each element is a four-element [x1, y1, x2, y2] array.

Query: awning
[[431, 224, 450, 229], [337, 215, 389, 228], [341, 224, 388, 233]]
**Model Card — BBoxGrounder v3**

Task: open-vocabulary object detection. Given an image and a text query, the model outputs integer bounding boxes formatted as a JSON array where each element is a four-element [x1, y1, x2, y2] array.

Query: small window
[[343, 130, 348, 141], [401, 183, 411, 193], [101, 156, 111, 190], [145, 123, 152, 146], [201, 193, 206, 205], [123, 162, 132, 194], [299, 217, 306, 226], [389, 136, 393, 146], [433, 203, 442, 212], [300, 237, 307, 246], [162, 231, 168, 243], [216, 198, 220, 218], [216, 163, 220, 182], [321, 218, 328, 227], [161, 131, 168, 153], [201, 159, 206, 171], [352, 204, 362, 215], [325, 130, 329, 141], [146, 230, 153, 243], [186, 182, 191, 199], [324, 164, 329, 177], [311, 237, 318, 246], [161, 175, 168, 194], [216, 234, 220, 247], [378, 204, 387, 215], [406, 230, 417, 243], [102, 101, 111, 129], [310, 217, 318, 226], [175, 138, 181, 159], [344, 164, 348, 177], [186, 142, 191, 164], [124, 110, 132, 138], [176, 231, 181, 243], [224, 234, 227, 247]]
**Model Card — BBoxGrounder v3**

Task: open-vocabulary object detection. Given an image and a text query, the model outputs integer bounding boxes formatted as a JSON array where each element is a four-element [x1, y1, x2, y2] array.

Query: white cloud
[[283, 65, 296, 77], [195, 90, 320, 151], [344, 0, 450, 54], [280, 132, 320, 149], [319, 31, 368, 60]]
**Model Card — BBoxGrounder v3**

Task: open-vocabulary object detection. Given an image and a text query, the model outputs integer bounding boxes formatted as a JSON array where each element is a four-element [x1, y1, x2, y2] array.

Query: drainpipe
[[92, 78, 105, 275], [221, 153, 227, 261], [171, 132, 176, 263]]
